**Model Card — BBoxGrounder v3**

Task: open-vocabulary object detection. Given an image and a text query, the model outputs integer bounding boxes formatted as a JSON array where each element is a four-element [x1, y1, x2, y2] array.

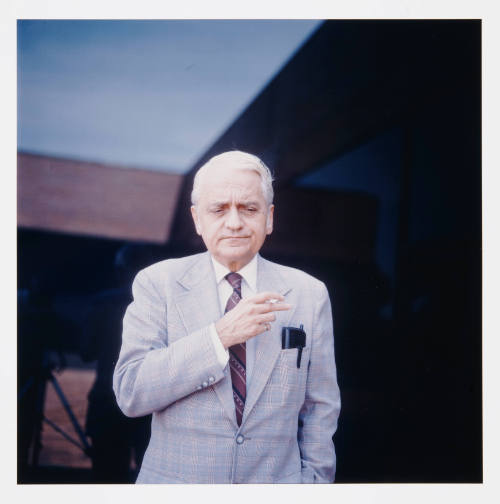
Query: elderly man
[[113, 151, 341, 483]]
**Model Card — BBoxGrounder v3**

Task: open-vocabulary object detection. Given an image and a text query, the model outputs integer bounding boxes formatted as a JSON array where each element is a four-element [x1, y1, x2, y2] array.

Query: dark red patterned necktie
[[225, 272, 246, 426]]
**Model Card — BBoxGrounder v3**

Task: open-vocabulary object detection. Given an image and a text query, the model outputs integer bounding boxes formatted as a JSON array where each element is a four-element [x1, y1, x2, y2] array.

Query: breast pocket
[[267, 346, 311, 406]]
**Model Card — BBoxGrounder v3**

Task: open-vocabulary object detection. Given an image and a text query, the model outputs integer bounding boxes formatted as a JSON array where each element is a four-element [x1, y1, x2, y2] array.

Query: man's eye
[[246, 207, 257, 213]]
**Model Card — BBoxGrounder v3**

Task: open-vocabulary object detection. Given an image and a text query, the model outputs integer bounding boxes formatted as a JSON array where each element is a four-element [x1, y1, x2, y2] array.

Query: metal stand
[[19, 352, 92, 468]]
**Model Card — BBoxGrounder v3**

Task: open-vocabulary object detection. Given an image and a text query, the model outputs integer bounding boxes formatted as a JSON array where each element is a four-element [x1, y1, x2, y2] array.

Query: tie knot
[[225, 272, 242, 290]]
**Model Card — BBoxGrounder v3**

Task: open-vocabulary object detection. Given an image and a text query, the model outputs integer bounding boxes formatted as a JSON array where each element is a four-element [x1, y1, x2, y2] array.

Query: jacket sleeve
[[298, 281, 341, 483], [113, 268, 226, 417]]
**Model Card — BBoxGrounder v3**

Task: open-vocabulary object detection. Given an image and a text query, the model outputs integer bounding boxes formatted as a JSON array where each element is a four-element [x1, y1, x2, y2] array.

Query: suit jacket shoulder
[[140, 251, 207, 276], [136, 251, 209, 293]]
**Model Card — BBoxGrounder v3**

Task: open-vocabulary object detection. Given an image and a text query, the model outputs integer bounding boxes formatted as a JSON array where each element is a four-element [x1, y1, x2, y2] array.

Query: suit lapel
[[174, 252, 238, 428], [242, 255, 296, 425]]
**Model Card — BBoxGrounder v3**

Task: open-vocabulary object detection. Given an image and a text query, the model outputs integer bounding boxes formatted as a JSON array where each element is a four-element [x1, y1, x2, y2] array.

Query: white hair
[[191, 151, 274, 206]]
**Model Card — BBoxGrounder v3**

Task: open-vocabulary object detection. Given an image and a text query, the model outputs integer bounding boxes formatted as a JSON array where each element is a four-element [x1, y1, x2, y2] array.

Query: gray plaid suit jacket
[[113, 252, 341, 483]]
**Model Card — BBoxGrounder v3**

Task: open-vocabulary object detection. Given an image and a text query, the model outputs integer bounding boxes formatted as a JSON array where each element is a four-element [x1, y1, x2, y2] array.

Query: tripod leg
[[49, 373, 91, 452], [30, 375, 48, 468]]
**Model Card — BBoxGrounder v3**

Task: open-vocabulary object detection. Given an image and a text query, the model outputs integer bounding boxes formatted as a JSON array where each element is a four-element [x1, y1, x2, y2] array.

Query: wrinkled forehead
[[198, 165, 265, 202]]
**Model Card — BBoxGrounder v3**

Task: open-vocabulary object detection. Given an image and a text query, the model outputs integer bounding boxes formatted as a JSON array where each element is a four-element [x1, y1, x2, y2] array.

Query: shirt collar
[[210, 253, 258, 292]]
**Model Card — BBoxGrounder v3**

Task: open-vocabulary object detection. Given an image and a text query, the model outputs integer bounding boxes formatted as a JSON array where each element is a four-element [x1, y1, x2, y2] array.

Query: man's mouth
[[221, 236, 250, 244]]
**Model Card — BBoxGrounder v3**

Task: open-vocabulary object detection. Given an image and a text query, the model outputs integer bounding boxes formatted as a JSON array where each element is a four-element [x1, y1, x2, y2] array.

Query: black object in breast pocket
[[281, 325, 306, 368]]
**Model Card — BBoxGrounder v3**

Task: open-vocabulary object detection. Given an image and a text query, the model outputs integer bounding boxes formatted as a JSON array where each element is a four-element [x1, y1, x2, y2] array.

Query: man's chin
[[215, 248, 253, 270], [219, 239, 250, 251]]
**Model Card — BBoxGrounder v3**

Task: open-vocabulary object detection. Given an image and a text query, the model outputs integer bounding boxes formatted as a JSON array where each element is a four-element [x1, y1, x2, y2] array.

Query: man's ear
[[190, 205, 202, 235], [266, 205, 274, 235]]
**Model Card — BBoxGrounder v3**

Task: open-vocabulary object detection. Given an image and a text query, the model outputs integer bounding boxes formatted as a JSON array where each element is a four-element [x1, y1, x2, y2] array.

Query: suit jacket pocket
[[267, 347, 311, 406]]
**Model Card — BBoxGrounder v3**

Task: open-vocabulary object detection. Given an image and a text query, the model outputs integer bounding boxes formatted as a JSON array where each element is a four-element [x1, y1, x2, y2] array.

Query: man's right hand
[[215, 291, 291, 349]]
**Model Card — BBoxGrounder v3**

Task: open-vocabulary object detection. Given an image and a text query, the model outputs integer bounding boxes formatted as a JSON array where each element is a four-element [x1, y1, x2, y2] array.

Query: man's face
[[191, 167, 273, 272]]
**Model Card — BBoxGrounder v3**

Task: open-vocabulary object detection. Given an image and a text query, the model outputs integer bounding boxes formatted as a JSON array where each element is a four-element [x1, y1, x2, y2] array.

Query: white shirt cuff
[[209, 322, 229, 368]]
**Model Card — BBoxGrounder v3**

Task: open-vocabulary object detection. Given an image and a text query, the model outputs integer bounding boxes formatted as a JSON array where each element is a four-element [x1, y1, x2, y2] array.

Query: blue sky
[[18, 20, 321, 173]]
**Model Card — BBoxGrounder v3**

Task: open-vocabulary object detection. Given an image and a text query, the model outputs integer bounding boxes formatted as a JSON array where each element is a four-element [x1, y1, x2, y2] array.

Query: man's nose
[[225, 207, 243, 230]]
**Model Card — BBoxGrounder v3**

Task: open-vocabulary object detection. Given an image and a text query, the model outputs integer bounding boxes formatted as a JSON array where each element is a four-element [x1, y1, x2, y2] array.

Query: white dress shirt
[[209, 254, 258, 388]]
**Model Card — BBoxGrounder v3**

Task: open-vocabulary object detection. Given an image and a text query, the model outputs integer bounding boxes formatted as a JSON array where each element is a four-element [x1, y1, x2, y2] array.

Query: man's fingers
[[251, 291, 285, 304], [248, 292, 291, 312], [256, 313, 277, 324], [250, 302, 291, 314], [267, 302, 292, 312]]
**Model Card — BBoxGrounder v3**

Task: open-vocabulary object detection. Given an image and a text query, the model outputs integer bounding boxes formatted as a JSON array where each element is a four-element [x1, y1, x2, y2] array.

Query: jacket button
[[196, 385, 202, 391], [208, 376, 215, 383], [202, 381, 208, 388], [236, 435, 244, 444]]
